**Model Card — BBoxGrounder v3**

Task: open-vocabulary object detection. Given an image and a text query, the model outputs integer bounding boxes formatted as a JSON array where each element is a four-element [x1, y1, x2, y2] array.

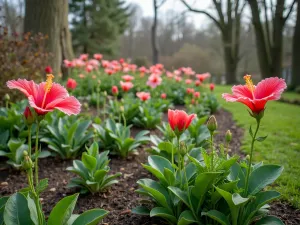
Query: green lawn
[[214, 85, 300, 208], [282, 91, 300, 101]]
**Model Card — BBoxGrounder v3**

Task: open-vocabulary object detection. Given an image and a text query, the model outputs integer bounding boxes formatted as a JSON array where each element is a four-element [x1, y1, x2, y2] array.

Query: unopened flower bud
[[22, 151, 33, 170], [179, 141, 187, 156], [83, 102, 89, 110], [207, 116, 217, 133], [24, 106, 35, 125], [245, 155, 250, 161], [103, 91, 107, 97], [120, 106, 124, 112], [4, 93, 10, 101], [225, 130, 232, 143]]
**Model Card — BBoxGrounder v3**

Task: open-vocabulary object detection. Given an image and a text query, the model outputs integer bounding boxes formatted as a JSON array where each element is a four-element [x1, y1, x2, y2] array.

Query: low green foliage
[[67, 142, 121, 194], [93, 118, 149, 158], [40, 113, 93, 159]]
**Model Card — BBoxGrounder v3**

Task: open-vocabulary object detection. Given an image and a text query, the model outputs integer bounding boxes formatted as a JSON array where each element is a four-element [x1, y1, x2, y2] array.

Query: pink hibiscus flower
[[7, 75, 81, 116]]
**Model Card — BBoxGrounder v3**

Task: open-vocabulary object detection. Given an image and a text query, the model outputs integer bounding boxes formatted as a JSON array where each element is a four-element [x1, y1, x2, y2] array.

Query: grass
[[214, 85, 300, 208], [282, 91, 300, 101]]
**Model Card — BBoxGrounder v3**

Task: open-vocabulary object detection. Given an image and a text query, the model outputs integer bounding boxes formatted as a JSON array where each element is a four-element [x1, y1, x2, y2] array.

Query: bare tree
[[181, 0, 246, 84], [24, 0, 74, 77], [247, 0, 296, 78], [292, 0, 300, 87], [152, 0, 167, 64]]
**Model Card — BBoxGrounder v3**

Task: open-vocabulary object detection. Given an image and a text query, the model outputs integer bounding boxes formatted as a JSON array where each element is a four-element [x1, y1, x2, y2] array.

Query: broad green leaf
[[216, 187, 249, 225], [255, 216, 284, 225], [4, 193, 34, 225], [94, 170, 108, 183], [27, 195, 38, 225], [163, 168, 175, 186], [66, 214, 79, 225], [48, 193, 79, 225], [148, 155, 174, 173], [150, 207, 177, 224], [87, 142, 98, 157], [82, 153, 97, 171], [168, 186, 190, 208], [158, 142, 174, 154], [142, 164, 168, 186], [72, 209, 108, 225], [0, 197, 9, 225], [178, 210, 198, 225], [202, 210, 230, 225], [131, 206, 150, 215], [211, 181, 238, 204], [243, 191, 281, 224], [248, 165, 283, 195]]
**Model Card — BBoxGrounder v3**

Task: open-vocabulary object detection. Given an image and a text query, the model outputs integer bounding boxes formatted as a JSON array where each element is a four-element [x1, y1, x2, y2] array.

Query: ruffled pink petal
[[222, 93, 256, 112], [231, 85, 253, 99], [185, 114, 196, 129], [28, 96, 53, 115], [254, 77, 287, 100], [6, 79, 38, 98], [50, 96, 81, 115]]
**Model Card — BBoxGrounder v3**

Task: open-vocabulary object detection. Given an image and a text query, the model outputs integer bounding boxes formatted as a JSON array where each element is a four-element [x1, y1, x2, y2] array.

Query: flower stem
[[28, 125, 32, 157], [210, 132, 214, 171], [34, 121, 40, 186], [244, 119, 260, 196]]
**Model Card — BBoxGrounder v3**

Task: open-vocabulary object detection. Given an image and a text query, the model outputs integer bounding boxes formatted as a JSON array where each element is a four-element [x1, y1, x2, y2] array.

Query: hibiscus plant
[[93, 118, 149, 158], [0, 76, 108, 225], [67, 142, 121, 194], [134, 82, 286, 225]]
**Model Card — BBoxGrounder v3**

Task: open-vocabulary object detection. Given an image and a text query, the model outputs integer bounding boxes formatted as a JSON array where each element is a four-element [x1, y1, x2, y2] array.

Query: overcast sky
[[126, 0, 212, 29]]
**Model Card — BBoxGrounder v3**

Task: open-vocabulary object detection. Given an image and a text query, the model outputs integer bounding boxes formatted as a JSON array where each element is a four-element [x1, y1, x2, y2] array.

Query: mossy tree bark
[[292, 1, 300, 88]]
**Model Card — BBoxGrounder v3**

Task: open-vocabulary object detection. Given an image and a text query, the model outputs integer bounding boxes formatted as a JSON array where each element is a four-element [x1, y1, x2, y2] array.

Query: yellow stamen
[[244, 74, 255, 97], [42, 74, 54, 108]]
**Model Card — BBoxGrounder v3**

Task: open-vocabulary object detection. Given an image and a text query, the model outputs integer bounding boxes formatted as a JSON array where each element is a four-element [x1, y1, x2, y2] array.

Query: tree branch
[[284, 0, 296, 22], [180, 0, 224, 31], [157, 0, 167, 9]]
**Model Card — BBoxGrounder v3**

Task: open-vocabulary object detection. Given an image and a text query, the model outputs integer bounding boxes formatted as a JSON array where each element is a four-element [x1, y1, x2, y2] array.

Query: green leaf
[[168, 186, 190, 208], [256, 136, 268, 142], [202, 210, 230, 225], [38, 151, 51, 158], [131, 206, 150, 215], [48, 193, 79, 225], [66, 214, 79, 225], [150, 207, 177, 224], [94, 170, 108, 183], [248, 165, 283, 195], [87, 142, 98, 158], [158, 142, 174, 154], [255, 216, 284, 225], [216, 187, 249, 225], [163, 168, 175, 186], [82, 153, 97, 171], [0, 197, 9, 225], [192, 172, 221, 211], [148, 155, 174, 173], [178, 210, 198, 225], [27, 195, 38, 225], [137, 179, 170, 209], [72, 209, 108, 225], [36, 178, 48, 194], [4, 193, 34, 225]]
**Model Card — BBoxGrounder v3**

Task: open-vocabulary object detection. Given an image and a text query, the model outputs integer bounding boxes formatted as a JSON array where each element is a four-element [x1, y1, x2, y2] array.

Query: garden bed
[[0, 109, 299, 225]]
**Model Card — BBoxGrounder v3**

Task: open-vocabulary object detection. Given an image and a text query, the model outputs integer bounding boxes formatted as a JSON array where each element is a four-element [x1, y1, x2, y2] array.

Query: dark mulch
[[0, 108, 299, 224]]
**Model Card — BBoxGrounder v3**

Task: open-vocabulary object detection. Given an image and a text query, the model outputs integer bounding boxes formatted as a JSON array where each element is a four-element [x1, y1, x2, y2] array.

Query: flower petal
[[168, 109, 175, 130], [254, 77, 287, 100], [28, 96, 52, 115], [6, 79, 38, 98], [185, 114, 196, 129], [231, 85, 253, 99], [51, 96, 81, 115]]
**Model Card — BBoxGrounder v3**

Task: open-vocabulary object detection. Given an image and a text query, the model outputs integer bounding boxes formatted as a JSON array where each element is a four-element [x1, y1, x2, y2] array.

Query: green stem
[[6, 100, 8, 109], [244, 119, 260, 196], [34, 121, 40, 187], [28, 125, 32, 158], [122, 112, 126, 127], [210, 133, 214, 171]]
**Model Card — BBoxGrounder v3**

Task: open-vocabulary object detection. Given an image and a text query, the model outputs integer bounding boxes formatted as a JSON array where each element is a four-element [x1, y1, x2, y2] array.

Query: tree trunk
[[61, 0, 74, 80], [248, 0, 271, 79], [292, 0, 300, 88], [24, 0, 74, 79], [223, 44, 237, 84], [151, 0, 159, 65]]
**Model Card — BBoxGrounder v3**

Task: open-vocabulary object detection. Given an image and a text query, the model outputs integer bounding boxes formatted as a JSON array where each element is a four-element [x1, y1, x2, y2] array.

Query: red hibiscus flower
[[120, 81, 133, 92], [112, 86, 119, 95], [196, 73, 211, 82], [136, 92, 151, 102], [7, 75, 81, 116], [122, 75, 134, 82], [94, 53, 103, 60], [66, 78, 77, 90], [222, 75, 286, 115], [194, 92, 200, 99], [44, 66, 52, 74], [210, 83, 215, 91], [168, 109, 196, 135], [161, 93, 167, 99]]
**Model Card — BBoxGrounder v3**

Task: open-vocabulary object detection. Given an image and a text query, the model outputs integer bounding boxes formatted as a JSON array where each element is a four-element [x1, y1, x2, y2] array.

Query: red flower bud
[[24, 106, 35, 125], [168, 109, 196, 136], [112, 86, 119, 95], [210, 83, 215, 91], [45, 66, 53, 74], [161, 93, 167, 99], [66, 78, 77, 90]]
